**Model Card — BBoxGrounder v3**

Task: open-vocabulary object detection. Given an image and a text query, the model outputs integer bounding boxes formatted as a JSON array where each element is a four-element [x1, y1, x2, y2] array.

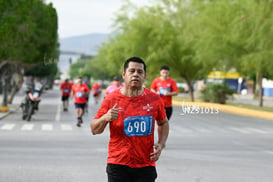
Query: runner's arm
[[91, 104, 118, 135], [150, 117, 169, 162], [157, 117, 169, 149], [90, 117, 109, 135], [165, 91, 178, 96]]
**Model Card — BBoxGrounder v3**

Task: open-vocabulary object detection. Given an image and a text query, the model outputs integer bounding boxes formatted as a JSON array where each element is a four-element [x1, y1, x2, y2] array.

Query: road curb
[[0, 107, 19, 120], [0, 111, 12, 120], [173, 101, 273, 121]]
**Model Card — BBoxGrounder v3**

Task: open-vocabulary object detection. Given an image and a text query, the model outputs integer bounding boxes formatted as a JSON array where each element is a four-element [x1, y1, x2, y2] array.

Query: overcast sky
[[46, 0, 149, 38]]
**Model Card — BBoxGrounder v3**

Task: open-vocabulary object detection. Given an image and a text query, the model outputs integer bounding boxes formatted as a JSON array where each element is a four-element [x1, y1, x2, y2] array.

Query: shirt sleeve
[[94, 98, 110, 119], [171, 79, 179, 92], [85, 84, 90, 93], [156, 96, 167, 124], [150, 79, 157, 91]]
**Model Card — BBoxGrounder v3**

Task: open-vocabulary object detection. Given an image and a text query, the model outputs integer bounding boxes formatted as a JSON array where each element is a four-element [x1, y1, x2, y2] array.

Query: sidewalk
[[0, 91, 24, 120], [231, 94, 273, 107]]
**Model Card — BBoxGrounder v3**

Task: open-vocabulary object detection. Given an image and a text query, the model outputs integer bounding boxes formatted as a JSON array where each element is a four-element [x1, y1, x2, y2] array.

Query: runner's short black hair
[[160, 65, 170, 71], [124, 56, 146, 73], [113, 76, 120, 81]]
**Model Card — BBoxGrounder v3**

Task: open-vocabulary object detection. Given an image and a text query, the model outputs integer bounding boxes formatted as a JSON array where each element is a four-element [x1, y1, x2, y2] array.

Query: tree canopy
[[0, 0, 59, 66], [0, 0, 59, 106], [75, 0, 273, 105]]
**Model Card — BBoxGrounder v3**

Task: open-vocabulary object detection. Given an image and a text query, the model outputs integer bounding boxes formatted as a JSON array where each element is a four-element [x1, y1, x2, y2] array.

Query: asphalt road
[[0, 88, 273, 182]]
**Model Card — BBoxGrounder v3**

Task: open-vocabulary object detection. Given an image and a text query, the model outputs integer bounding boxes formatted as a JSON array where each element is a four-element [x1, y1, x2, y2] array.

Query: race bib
[[159, 87, 170, 95], [76, 92, 84, 98], [124, 115, 153, 137]]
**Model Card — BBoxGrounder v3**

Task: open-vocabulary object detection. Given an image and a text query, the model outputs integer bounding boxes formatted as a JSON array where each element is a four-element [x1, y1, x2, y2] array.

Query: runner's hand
[[164, 90, 169, 96], [150, 143, 162, 162], [104, 103, 119, 122]]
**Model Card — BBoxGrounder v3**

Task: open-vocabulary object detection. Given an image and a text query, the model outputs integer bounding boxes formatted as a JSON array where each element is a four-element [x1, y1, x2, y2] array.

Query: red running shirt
[[150, 77, 179, 107], [72, 84, 90, 103], [92, 83, 101, 95], [60, 82, 73, 96], [94, 88, 166, 168]]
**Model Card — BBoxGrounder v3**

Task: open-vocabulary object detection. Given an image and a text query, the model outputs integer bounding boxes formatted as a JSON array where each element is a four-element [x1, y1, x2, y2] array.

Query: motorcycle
[[21, 87, 42, 121]]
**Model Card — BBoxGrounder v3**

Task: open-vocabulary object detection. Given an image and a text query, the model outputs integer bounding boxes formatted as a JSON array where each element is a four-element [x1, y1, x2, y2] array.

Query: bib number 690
[[124, 115, 153, 137], [127, 121, 146, 133]]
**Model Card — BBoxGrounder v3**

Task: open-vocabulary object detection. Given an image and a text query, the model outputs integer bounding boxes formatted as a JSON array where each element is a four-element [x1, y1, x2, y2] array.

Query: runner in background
[[150, 65, 179, 120], [83, 78, 91, 113], [71, 77, 90, 127], [92, 81, 102, 104], [105, 76, 123, 96], [60, 78, 73, 111]]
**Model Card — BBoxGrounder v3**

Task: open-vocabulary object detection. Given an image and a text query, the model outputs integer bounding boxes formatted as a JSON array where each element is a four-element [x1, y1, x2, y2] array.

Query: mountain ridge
[[59, 33, 110, 55]]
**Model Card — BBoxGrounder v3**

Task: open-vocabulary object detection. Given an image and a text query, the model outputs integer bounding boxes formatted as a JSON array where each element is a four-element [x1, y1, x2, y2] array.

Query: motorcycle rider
[[21, 77, 43, 120]]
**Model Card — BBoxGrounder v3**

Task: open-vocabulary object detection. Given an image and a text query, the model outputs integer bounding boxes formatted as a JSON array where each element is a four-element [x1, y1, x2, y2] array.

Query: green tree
[[0, 0, 59, 106], [89, 0, 206, 101], [194, 0, 273, 106]]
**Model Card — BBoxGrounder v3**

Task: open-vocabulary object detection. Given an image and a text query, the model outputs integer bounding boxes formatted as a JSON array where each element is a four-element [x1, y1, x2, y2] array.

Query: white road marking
[[21, 124, 34, 131], [55, 101, 61, 122], [1, 124, 15, 130], [229, 127, 251, 134], [245, 127, 268, 134], [42, 124, 53, 131], [61, 124, 73, 131]]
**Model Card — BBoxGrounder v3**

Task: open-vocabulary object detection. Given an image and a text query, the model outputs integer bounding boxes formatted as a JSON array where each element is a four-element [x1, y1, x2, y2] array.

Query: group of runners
[[60, 77, 102, 127]]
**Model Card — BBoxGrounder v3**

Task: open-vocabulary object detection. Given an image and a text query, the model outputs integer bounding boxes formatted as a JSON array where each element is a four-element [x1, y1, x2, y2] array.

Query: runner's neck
[[160, 76, 168, 81], [120, 87, 144, 97]]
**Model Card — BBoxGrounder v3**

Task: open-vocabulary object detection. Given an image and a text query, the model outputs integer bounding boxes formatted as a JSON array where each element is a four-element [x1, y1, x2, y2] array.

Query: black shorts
[[74, 103, 86, 109], [165, 107, 173, 120], [106, 164, 157, 182], [61, 95, 69, 101], [93, 93, 100, 97]]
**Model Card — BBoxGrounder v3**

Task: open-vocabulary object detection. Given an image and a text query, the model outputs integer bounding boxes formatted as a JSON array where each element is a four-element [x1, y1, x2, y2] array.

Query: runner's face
[[160, 69, 169, 79], [123, 62, 146, 88]]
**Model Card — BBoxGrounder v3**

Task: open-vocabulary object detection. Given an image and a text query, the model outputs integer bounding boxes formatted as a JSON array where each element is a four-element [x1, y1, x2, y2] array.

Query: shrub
[[200, 83, 234, 104]]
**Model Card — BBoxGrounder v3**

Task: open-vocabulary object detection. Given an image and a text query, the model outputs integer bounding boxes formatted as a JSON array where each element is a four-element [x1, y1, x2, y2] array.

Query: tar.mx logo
[[143, 104, 153, 111], [180, 102, 219, 115]]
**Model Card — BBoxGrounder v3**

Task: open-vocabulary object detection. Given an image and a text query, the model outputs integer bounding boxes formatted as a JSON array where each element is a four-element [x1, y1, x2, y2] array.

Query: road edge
[[173, 101, 273, 121]]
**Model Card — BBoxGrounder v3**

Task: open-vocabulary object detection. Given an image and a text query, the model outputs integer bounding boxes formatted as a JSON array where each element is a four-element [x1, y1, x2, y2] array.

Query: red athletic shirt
[[94, 88, 166, 168], [150, 77, 179, 107], [60, 82, 73, 96], [72, 83, 90, 103], [92, 83, 101, 95]]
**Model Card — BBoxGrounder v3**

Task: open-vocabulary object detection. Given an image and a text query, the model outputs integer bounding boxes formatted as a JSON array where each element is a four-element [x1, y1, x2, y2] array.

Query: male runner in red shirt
[[92, 82, 102, 104], [71, 77, 90, 127], [60, 79, 73, 111], [91, 57, 169, 182], [151, 65, 179, 120]]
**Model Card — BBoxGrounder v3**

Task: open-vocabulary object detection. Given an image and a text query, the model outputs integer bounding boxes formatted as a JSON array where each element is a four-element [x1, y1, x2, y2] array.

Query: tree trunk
[[258, 72, 263, 107], [2, 79, 8, 106], [8, 74, 24, 104], [184, 77, 194, 102], [8, 83, 21, 104]]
